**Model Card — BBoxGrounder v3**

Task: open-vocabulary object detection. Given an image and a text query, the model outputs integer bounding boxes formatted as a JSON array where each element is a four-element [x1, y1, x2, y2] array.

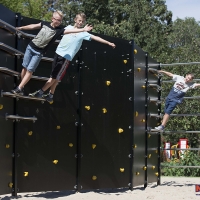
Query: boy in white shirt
[[155, 70, 200, 131]]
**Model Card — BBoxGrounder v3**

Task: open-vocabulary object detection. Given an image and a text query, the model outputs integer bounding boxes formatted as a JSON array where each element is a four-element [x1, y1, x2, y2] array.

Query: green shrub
[[162, 151, 200, 176]]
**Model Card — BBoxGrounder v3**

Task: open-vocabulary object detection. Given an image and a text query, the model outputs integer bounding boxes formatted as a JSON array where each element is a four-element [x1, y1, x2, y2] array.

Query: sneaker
[[155, 125, 165, 131], [42, 94, 53, 104], [29, 90, 43, 98], [11, 87, 23, 95]]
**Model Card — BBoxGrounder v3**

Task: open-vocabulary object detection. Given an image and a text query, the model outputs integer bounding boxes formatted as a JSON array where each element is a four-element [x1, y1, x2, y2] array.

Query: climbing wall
[[0, 4, 160, 195]]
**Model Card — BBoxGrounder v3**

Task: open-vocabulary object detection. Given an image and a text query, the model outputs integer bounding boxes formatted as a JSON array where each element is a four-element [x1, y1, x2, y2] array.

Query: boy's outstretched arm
[[91, 35, 116, 48], [158, 70, 174, 77], [64, 24, 93, 34], [192, 83, 200, 88], [16, 23, 42, 31]]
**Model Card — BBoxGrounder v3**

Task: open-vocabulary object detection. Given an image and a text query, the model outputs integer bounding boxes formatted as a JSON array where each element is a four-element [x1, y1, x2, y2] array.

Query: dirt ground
[[0, 176, 200, 200]]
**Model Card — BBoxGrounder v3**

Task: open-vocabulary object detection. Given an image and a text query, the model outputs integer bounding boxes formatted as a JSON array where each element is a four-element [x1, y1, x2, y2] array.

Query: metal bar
[[149, 129, 200, 134], [160, 62, 200, 67], [0, 67, 49, 81], [0, 42, 53, 62], [149, 113, 200, 117], [161, 148, 200, 150], [5, 113, 37, 122], [148, 98, 162, 104], [161, 165, 200, 168], [148, 84, 161, 91], [144, 52, 148, 189], [162, 79, 200, 83], [159, 96, 200, 100]]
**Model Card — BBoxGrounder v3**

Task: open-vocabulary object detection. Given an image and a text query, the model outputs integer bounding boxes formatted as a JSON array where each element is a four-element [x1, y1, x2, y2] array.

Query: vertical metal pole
[[144, 52, 148, 188], [12, 13, 21, 197], [129, 40, 134, 191], [76, 52, 83, 192], [157, 63, 161, 185]]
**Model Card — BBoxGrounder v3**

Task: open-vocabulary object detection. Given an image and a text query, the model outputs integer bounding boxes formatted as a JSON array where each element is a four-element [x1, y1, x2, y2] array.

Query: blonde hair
[[75, 12, 86, 21], [54, 10, 64, 19]]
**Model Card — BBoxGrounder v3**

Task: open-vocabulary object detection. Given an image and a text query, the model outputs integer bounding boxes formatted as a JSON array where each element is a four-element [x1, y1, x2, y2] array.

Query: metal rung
[[0, 43, 53, 62], [161, 148, 200, 151], [0, 67, 49, 81], [149, 113, 200, 117], [5, 113, 37, 122], [162, 79, 200, 83], [148, 84, 161, 91], [148, 68, 158, 72], [148, 98, 162, 104], [161, 165, 200, 168], [160, 62, 200, 67], [148, 129, 200, 134], [148, 64, 160, 67], [1, 91, 45, 103], [149, 113, 163, 118]]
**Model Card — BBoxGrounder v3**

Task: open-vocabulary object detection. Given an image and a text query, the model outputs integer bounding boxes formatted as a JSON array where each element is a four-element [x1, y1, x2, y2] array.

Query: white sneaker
[[155, 125, 164, 131]]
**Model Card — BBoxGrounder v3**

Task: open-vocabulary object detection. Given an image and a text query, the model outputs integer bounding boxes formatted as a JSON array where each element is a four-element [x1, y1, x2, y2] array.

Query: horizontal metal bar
[[160, 62, 200, 67], [5, 113, 37, 122], [149, 113, 200, 117], [162, 79, 200, 83], [149, 129, 200, 134], [148, 98, 162, 104], [160, 96, 200, 100], [148, 68, 158, 72], [0, 43, 53, 62], [148, 64, 160, 67], [161, 148, 200, 150], [161, 165, 200, 168], [1, 91, 45, 103], [0, 67, 49, 81]]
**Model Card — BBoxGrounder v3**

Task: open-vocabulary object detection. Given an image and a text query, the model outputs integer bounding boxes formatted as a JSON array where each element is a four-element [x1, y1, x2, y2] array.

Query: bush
[[162, 151, 200, 176]]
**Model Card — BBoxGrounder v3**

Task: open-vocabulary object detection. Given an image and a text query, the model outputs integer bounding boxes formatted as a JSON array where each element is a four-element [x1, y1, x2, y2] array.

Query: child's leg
[[21, 68, 27, 80], [42, 78, 57, 92], [162, 98, 178, 127], [49, 80, 59, 94], [161, 113, 170, 127]]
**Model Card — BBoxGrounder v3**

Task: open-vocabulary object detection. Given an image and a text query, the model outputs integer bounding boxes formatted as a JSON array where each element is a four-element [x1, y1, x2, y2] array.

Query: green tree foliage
[[0, 0, 52, 20]]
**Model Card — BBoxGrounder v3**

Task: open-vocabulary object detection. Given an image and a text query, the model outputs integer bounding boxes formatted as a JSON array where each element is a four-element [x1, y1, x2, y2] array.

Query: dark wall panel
[[16, 62, 79, 192], [132, 44, 146, 187], [147, 57, 160, 184], [80, 37, 133, 189], [0, 4, 16, 195]]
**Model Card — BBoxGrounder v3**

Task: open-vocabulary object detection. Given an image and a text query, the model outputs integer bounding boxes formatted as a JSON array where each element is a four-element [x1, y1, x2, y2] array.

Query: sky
[[165, 0, 200, 21]]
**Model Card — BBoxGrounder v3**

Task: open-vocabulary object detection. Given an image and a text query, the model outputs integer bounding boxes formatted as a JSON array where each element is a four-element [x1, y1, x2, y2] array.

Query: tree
[[0, 0, 52, 20]]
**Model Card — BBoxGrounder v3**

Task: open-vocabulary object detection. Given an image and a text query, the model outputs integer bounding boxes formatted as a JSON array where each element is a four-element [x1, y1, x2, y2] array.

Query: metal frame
[[149, 129, 200, 134], [0, 67, 49, 81], [161, 165, 200, 168], [148, 62, 200, 67], [5, 113, 37, 122]]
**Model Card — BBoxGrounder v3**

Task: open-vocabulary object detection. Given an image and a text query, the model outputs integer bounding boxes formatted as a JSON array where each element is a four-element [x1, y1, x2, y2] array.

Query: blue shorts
[[164, 98, 178, 114], [22, 45, 43, 72]]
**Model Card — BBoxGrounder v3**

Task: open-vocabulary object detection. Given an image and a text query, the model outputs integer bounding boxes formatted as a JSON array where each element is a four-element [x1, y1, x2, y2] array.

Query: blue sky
[[165, 0, 200, 21]]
